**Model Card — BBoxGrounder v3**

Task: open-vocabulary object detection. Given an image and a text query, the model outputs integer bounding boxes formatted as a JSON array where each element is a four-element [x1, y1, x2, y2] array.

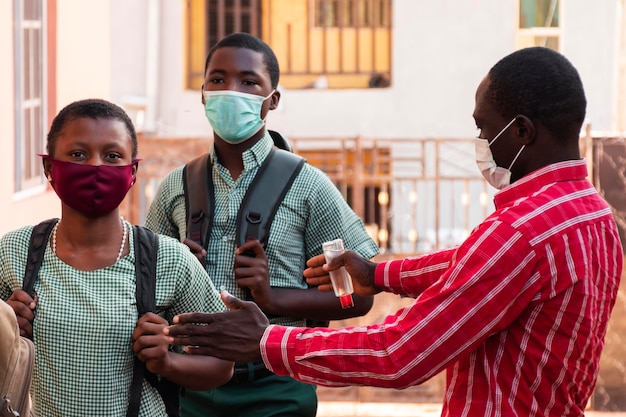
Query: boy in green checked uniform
[[145, 33, 379, 417]]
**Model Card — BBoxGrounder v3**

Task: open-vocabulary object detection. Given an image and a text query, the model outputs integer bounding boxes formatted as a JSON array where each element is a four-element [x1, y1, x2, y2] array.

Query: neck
[[213, 129, 266, 180]]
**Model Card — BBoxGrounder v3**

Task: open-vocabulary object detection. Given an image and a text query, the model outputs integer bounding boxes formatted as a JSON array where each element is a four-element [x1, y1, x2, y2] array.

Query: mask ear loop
[[488, 117, 517, 146], [261, 90, 276, 123], [507, 144, 525, 170]]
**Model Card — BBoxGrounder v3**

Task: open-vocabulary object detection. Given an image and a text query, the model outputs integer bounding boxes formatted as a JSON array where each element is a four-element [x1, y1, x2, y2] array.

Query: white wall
[[56, 0, 112, 106], [0, 0, 113, 235], [109, 0, 622, 139], [563, 0, 620, 132]]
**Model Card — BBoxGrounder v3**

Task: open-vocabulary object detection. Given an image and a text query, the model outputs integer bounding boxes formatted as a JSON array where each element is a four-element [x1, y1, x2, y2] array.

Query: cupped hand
[[7, 289, 37, 338], [132, 312, 171, 375], [165, 291, 269, 363]]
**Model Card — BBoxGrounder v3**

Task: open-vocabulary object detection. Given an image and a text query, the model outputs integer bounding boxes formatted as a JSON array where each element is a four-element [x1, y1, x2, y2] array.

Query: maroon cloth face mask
[[44, 156, 138, 217]]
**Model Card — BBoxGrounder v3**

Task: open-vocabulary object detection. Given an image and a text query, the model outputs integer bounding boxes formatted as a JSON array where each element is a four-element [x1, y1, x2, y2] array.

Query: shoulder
[[158, 165, 185, 191], [147, 165, 187, 207], [153, 232, 202, 269], [0, 225, 39, 281], [0, 225, 36, 253], [290, 162, 337, 195]]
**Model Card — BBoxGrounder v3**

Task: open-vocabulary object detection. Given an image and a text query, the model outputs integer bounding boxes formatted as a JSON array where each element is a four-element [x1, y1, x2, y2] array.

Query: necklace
[[51, 217, 127, 263]]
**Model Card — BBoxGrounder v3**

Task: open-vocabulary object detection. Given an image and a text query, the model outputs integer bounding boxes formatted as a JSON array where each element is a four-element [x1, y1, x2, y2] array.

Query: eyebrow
[[208, 68, 262, 78]]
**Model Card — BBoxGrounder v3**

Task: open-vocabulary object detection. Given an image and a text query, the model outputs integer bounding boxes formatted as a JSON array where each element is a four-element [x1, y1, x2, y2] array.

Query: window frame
[[185, 0, 392, 90], [516, 0, 562, 51], [13, 0, 47, 196]]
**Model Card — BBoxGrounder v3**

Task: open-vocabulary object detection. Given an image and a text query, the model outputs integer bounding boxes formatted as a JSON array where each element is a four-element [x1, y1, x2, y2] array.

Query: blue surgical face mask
[[203, 90, 274, 144]]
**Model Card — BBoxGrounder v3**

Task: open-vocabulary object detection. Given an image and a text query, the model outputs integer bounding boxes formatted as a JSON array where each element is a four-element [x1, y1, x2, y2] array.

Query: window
[[14, 0, 47, 192], [185, 0, 392, 90], [517, 0, 560, 51], [314, 0, 390, 28], [186, 0, 261, 90]]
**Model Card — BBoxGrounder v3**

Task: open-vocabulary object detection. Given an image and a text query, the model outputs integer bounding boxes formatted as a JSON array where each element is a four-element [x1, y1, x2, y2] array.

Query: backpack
[[182, 131, 329, 327], [0, 300, 35, 417], [183, 130, 305, 253], [22, 219, 180, 417]]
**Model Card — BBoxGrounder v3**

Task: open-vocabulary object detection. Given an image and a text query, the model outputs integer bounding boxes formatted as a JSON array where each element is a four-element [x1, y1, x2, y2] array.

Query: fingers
[[132, 313, 170, 365], [236, 240, 266, 259], [183, 238, 207, 266], [305, 253, 326, 268], [304, 278, 334, 292], [8, 289, 36, 310], [132, 313, 168, 342], [220, 290, 245, 310], [16, 317, 33, 338], [183, 238, 205, 254]]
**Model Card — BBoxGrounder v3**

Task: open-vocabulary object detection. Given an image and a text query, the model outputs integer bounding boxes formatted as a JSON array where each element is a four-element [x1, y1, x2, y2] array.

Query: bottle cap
[[339, 294, 354, 309]]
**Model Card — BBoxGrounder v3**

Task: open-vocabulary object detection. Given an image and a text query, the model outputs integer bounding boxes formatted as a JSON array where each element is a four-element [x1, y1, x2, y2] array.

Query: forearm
[[259, 287, 373, 320], [376, 247, 456, 296], [261, 314, 438, 389], [158, 353, 234, 390]]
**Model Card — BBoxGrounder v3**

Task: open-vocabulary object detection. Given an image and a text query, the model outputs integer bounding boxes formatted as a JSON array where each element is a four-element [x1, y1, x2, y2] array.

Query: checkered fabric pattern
[[0, 222, 225, 417], [145, 132, 379, 327]]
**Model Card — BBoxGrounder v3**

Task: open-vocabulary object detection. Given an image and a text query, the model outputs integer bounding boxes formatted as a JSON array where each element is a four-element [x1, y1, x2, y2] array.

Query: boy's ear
[[269, 90, 280, 110]]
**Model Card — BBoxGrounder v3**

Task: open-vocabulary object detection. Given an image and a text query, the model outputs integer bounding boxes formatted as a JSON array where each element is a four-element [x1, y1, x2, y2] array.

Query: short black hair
[[486, 47, 586, 142], [47, 98, 138, 158], [203, 32, 280, 89]]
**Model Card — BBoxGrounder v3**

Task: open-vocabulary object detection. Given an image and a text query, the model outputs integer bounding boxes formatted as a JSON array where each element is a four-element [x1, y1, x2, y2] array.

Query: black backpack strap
[[182, 132, 294, 252], [128, 226, 180, 417], [23, 218, 58, 296], [183, 154, 214, 250], [133, 226, 159, 314], [268, 129, 292, 152], [235, 149, 306, 249]]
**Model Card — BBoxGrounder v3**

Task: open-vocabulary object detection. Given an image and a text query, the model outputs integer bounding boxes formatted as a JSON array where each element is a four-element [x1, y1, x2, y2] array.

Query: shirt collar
[[493, 159, 589, 208], [211, 131, 274, 170]]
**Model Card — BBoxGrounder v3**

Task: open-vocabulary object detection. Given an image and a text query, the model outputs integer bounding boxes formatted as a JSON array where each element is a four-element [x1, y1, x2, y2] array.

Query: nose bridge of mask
[[203, 89, 274, 103]]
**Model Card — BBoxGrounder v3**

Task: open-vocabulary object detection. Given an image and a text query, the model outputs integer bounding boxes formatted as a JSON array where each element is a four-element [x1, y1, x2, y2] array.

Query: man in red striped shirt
[[166, 47, 623, 416]]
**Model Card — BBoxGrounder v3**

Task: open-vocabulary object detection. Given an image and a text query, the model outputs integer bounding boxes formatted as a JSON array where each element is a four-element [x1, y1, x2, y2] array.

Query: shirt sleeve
[[375, 246, 456, 296], [303, 166, 379, 260], [0, 228, 31, 300], [157, 235, 226, 322], [261, 219, 540, 388], [145, 167, 187, 241]]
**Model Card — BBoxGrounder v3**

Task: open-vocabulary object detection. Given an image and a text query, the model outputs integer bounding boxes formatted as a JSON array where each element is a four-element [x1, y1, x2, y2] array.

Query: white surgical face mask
[[475, 117, 525, 190], [203, 89, 274, 144]]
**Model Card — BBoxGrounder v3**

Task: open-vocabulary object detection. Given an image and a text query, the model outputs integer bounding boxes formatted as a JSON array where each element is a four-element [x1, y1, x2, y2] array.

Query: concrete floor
[[317, 402, 626, 417]]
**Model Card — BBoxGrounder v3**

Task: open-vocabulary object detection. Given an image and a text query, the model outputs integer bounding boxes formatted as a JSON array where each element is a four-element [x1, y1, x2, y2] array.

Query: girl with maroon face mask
[[41, 99, 139, 270], [0, 99, 234, 417]]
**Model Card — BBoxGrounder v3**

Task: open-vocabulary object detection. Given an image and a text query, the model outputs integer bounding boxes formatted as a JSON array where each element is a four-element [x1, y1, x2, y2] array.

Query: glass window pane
[[342, 0, 354, 27], [23, 0, 40, 20], [15, 0, 45, 191], [358, 0, 369, 26], [520, 0, 559, 28]]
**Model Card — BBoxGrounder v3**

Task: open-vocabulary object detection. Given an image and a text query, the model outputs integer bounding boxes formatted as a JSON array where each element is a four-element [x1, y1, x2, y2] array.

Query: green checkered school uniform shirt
[[146, 132, 379, 327], [0, 221, 225, 417]]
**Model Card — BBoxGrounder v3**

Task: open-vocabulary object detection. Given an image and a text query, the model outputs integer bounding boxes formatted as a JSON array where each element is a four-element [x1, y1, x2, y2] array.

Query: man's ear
[[268, 89, 281, 110], [201, 85, 206, 105], [514, 115, 535, 145]]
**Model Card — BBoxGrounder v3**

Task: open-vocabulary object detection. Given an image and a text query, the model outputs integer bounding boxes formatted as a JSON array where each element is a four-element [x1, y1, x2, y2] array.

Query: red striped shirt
[[261, 159, 622, 416]]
